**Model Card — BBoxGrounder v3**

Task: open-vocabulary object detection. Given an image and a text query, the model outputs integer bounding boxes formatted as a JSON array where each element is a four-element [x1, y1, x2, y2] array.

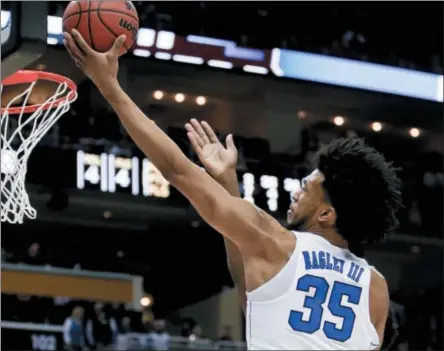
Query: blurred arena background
[[1, 2, 443, 351]]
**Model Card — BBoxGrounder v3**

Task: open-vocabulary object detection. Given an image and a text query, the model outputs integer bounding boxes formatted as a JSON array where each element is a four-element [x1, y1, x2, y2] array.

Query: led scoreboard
[[76, 151, 170, 198], [75, 151, 301, 212]]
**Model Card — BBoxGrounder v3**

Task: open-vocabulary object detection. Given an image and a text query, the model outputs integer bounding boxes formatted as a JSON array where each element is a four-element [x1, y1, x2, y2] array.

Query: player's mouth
[[287, 201, 298, 216]]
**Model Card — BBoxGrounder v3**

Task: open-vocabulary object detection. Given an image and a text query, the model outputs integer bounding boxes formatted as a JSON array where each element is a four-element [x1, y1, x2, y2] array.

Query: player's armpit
[[369, 268, 390, 350]]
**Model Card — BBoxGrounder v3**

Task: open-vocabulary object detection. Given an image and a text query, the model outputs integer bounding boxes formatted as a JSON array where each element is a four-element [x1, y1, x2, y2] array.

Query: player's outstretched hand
[[185, 119, 238, 178], [63, 29, 126, 88]]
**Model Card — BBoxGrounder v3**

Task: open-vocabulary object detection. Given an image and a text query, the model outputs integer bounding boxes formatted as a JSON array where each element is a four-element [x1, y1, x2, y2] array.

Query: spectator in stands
[[179, 319, 193, 337], [86, 303, 118, 350], [117, 316, 139, 350], [141, 309, 155, 332], [119, 316, 133, 334], [147, 319, 170, 350], [218, 325, 233, 341], [189, 324, 203, 340], [23, 242, 45, 266], [418, 151, 443, 236], [63, 306, 85, 351], [1, 247, 8, 262], [188, 324, 209, 349]]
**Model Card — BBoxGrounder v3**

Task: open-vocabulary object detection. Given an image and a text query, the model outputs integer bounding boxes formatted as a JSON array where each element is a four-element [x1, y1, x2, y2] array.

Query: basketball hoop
[[1, 70, 77, 224]]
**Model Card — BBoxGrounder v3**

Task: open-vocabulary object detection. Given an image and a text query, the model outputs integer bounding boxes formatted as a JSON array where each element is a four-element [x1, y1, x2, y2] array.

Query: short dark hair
[[315, 138, 402, 252]]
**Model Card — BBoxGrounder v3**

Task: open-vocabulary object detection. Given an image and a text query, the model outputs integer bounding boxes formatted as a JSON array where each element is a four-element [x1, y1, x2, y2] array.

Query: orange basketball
[[63, 0, 139, 55]]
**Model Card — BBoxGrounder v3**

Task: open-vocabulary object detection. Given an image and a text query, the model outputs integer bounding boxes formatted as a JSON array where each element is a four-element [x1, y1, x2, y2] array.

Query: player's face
[[287, 169, 332, 231]]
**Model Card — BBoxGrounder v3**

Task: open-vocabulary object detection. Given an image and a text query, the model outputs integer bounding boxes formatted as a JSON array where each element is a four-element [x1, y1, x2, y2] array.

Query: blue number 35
[[288, 274, 362, 342]]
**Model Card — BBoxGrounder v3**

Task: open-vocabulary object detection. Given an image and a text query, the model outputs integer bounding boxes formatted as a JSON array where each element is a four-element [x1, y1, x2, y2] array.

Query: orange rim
[[1, 70, 77, 115]]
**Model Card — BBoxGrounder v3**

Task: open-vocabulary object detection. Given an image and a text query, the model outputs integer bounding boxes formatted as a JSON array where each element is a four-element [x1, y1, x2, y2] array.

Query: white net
[[1, 76, 77, 224]]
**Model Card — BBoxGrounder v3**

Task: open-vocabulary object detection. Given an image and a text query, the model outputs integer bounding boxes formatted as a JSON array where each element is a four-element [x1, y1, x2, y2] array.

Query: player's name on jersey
[[302, 250, 365, 284]]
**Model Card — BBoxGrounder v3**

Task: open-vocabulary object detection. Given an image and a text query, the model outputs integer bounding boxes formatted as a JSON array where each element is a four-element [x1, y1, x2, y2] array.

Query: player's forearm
[[216, 170, 247, 311], [215, 170, 241, 198], [98, 81, 190, 180]]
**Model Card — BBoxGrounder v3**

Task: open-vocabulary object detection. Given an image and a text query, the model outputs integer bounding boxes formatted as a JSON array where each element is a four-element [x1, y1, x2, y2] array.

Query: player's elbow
[[161, 157, 197, 184], [160, 167, 176, 184], [172, 174, 231, 225], [167, 167, 244, 238], [166, 169, 192, 192], [196, 190, 230, 226], [160, 164, 186, 185]]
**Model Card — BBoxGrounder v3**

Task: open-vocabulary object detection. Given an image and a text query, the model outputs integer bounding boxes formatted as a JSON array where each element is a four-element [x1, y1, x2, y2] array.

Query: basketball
[[62, 0, 139, 55]]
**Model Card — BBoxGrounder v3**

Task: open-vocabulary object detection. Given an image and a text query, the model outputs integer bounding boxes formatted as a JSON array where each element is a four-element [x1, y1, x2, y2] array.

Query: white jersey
[[246, 231, 380, 350]]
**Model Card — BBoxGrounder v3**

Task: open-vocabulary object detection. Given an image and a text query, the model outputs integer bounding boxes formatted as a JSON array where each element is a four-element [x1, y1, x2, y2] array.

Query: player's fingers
[[201, 121, 219, 144], [185, 122, 205, 147], [63, 33, 84, 60], [110, 35, 127, 57], [74, 60, 85, 70], [66, 34, 89, 64], [187, 132, 204, 155], [185, 123, 204, 148], [225, 134, 237, 151], [190, 119, 211, 145], [63, 37, 85, 63], [71, 29, 94, 56]]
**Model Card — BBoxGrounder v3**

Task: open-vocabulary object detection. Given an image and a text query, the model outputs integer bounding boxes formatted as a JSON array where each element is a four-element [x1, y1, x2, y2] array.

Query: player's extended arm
[[64, 31, 284, 259], [217, 173, 248, 311], [185, 120, 247, 311], [109, 90, 284, 255], [106, 88, 283, 256]]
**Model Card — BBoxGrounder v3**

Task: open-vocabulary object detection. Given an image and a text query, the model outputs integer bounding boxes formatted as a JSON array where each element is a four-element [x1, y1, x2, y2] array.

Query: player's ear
[[319, 205, 336, 225]]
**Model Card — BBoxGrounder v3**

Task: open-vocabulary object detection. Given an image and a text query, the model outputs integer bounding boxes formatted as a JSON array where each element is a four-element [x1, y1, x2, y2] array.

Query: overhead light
[[140, 295, 153, 307], [297, 110, 307, 119], [196, 96, 206, 106], [371, 122, 382, 132], [153, 90, 164, 100], [409, 128, 420, 138], [333, 116, 345, 126], [175, 93, 185, 103]]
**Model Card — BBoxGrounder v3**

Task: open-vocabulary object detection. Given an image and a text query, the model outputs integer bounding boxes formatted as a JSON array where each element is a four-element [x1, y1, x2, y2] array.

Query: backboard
[[1, 1, 47, 79]]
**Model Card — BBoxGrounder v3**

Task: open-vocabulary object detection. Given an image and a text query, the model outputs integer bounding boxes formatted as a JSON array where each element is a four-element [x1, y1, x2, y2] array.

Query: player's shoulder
[[370, 266, 386, 283], [369, 266, 390, 334], [292, 230, 350, 251], [254, 204, 294, 239], [370, 266, 389, 294], [369, 266, 390, 316], [291, 230, 323, 243], [244, 203, 295, 258]]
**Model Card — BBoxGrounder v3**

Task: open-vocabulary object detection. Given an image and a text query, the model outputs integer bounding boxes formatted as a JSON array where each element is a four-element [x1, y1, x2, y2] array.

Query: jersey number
[[288, 274, 362, 342]]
